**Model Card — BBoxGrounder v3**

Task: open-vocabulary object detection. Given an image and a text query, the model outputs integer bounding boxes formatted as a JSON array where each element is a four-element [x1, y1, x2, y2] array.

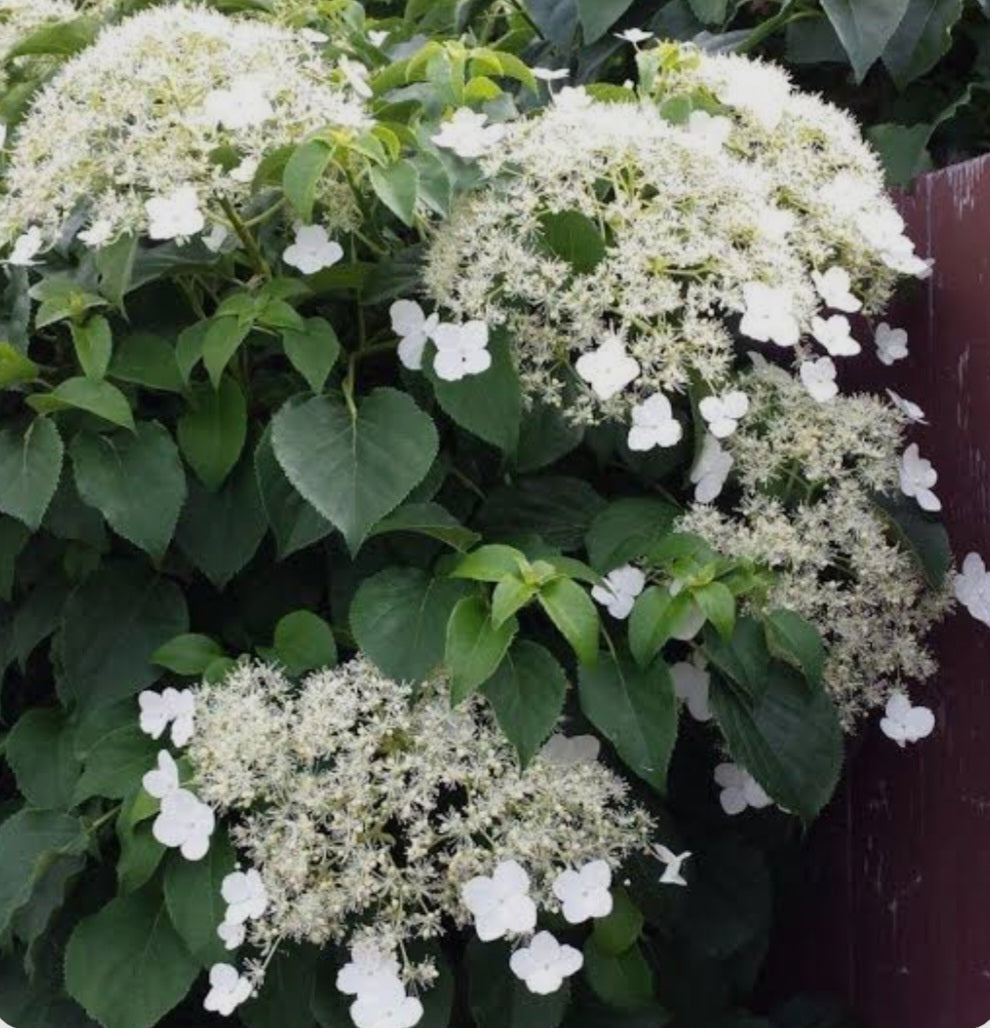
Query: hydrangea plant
[[0, 4, 984, 1028]]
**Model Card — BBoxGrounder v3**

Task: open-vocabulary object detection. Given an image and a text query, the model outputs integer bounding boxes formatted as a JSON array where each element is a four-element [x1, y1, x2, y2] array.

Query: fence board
[[764, 153, 990, 1028]]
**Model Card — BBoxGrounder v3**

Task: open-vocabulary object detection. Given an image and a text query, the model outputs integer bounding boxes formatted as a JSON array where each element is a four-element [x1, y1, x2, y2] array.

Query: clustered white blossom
[[678, 359, 952, 724], [336, 939, 423, 1028], [140, 749, 215, 861], [651, 46, 931, 299], [590, 564, 645, 619], [713, 762, 773, 816], [184, 656, 652, 1013], [879, 691, 935, 748], [460, 857, 622, 996], [423, 43, 928, 430], [390, 299, 492, 382], [955, 552, 990, 627], [139, 686, 195, 747], [0, 5, 370, 253]]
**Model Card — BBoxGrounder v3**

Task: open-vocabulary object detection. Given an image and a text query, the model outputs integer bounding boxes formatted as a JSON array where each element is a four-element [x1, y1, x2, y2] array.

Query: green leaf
[[151, 634, 224, 676], [177, 377, 247, 490], [702, 616, 772, 703], [95, 232, 139, 307], [44, 471, 106, 547], [820, 0, 912, 79], [710, 664, 843, 822], [867, 122, 934, 188], [351, 567, 471, 683], [538, 209, 607, 273], [0, 810, 86, 937], [282, 317, 340, 393], [0, 516, 28, 601], [491, 575, 538, 628], [452, 544, 528, 582], [273, 610, 337, 674], [70, 316, 112, 380], [576, 0, 636, 43], [6, 709, 81, 810], [882, 0, 963, 87], [257, 298, 304, 332], [271, 388, 438, 553], [34, 282, 107, 329], [202, 316, 251, 389], [592, 887, 644, 955], [429, 330, 522, 453], [59, 561, 188, 710], [176, 460, 267, 589], [8, 16, 98, 58], [283, 139, 333, 222], [361, 244, 424, 305], [582, 938, 655, 1011], [370, 160, 419, 225], [176, 320, 208, 383], [65, 887, 200, 1028], [515, 402, 584, 473], [0, 516, 27, 601], [538, 577, 600, 665], [368, 501, 479, 552], [30, 377, 134, 430], [117, 820, 165, 895], [110, 333, 184, 393], [482, 641, 568, 766], [416, 951, 455, 1028], [10, 847, 85, 958], [578, 653, 677, 792], [243, 946, 319, 1028], [693, 581, 735, 641], [255, 427, 332, 559], [468, 939, 569, 1028], [628, 587, 694, 667], [73, 724, 157, 803], [687, 0, 729, 23], [478, 477, 605, 552], [446, 595, 517, 704], [13, 576, 68, 669], [0, 341, 39, 388], [75, 702, 134, 760], [164, 836, 236, 967], [647, 531, 717, 572], [0, 418, 63, 530], [874, 491, 952, 587], [764, 609, 825, 688], [71, 422, 186, 559]]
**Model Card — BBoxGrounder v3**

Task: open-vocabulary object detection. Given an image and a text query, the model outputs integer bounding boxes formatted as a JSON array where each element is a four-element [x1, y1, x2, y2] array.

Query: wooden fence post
[[764, 154, 990, 1028]]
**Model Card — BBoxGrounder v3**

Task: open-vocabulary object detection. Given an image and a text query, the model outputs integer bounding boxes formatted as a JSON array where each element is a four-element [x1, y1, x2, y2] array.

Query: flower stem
[[218, 197, 271, 280]]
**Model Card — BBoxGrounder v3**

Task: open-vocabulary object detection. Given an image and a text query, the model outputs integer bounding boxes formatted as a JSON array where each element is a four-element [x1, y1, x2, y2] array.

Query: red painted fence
[[766, 154, 990, 1028]]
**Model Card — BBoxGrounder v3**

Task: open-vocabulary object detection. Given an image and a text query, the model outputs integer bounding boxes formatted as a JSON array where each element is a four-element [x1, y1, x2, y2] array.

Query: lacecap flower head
[[0, 5, 370, 253]]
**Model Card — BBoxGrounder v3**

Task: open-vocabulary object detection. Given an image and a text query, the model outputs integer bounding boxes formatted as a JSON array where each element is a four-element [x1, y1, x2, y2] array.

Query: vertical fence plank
[[765, 154, 990, 1028]]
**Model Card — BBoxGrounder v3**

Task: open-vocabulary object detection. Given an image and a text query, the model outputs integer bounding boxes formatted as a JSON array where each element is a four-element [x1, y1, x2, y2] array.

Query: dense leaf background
[[381, 0, 990, 187]]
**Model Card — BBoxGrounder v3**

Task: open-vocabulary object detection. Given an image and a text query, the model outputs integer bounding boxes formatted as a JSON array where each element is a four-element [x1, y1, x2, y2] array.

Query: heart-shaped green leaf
[[271, 388, 438, 553]]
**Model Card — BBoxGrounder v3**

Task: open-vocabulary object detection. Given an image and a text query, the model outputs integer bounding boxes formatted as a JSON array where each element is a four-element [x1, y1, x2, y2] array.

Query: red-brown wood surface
[[766, 154, 990, 1028]]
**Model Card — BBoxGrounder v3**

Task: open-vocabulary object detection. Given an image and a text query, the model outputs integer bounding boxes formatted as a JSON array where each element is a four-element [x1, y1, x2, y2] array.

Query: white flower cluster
[[678, 361, 952, 725], [184, 656, 652, 1014], [337, 939, 423, 1028], [0, 5, 369, 253], [423, 51, 927, 428], [650, 45, 931, 306], [141, 749, 215, 861], [461, 858, 596, 994], [390, 299, 492, 382]]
